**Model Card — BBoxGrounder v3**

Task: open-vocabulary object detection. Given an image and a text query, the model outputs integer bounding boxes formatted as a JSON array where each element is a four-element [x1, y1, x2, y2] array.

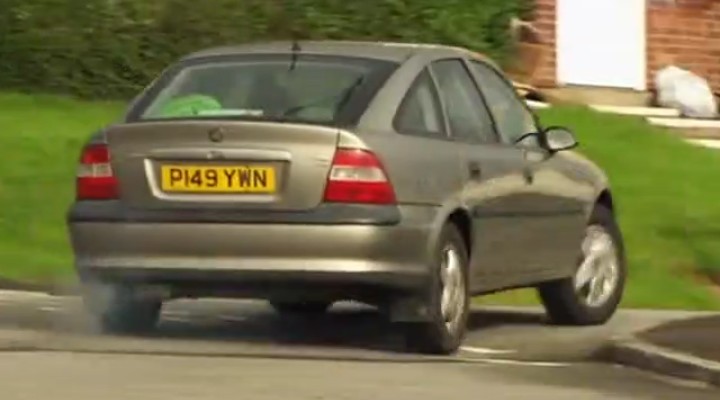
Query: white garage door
[[557, 0, 647, 90]]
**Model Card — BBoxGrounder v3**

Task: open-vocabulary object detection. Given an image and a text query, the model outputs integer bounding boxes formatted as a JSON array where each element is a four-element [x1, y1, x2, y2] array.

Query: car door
[[428, 58, 536, 291], [376, 66, 466, 212], [467, 59, 588, 279]]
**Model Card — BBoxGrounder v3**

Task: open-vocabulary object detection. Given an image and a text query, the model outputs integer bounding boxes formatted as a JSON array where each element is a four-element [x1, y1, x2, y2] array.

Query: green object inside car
[[154, 94, 222, 118]]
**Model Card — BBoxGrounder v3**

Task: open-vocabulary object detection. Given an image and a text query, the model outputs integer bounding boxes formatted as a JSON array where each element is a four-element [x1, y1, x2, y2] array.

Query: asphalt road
[[0, 290, 717, 399]]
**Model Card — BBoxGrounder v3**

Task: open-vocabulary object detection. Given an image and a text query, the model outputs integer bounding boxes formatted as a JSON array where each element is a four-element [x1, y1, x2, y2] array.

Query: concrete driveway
[[0, 290, 716, 399], [0, 291, 711, 361]]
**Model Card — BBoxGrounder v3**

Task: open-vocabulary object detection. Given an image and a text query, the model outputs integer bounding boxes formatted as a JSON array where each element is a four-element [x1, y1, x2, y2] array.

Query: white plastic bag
[[655, 66, 718, 119]]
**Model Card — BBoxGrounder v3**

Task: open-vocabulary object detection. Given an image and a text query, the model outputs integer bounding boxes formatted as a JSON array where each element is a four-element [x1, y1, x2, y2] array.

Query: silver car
[[68, 41, 626, 354]]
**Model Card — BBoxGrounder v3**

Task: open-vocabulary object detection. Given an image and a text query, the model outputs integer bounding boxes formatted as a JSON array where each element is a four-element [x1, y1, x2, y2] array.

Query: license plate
[[160, 164, 277, 194]]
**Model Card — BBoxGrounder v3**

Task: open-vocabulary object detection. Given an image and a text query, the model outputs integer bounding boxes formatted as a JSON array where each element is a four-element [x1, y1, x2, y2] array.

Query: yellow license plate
[[160, 165, 277, 194]]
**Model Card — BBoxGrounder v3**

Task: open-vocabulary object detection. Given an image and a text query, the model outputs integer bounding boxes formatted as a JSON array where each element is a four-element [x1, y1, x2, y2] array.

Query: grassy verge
[[483, 106, 720, 310], [0, 93, 124, 282], [0, 92, 719, 309]]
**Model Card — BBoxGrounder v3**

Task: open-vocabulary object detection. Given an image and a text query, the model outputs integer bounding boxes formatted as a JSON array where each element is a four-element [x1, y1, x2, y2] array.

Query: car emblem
[[208, 127, 225, 143]]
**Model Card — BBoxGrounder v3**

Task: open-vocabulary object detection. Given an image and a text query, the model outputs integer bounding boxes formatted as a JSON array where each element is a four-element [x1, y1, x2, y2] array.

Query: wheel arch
[[595, 189, 615, 214], [426, 203, 473, 263], [447, 209, 473, 259]]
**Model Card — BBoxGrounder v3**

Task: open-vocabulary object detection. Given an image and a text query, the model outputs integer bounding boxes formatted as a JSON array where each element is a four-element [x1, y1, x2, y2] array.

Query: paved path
[[0, 290, 711, 362], [0, 350, 718, 400], [640, 314, 720, 362], [0, 290, 716, 399]]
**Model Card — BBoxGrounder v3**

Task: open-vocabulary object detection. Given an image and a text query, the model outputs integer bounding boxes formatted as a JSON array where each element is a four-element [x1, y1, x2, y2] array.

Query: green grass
[[0, 92, 719, 309], [0, 93, 124, 283], [547, 106, 720, 310], [484, 106, 720, 310]]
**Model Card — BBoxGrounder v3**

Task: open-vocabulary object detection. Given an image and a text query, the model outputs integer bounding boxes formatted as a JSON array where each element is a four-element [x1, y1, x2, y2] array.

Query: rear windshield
[[128, 54, 398, 126]]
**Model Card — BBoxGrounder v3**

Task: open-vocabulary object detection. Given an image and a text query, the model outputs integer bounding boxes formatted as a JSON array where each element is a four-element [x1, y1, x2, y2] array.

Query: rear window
[[128, 54, 398, 126]]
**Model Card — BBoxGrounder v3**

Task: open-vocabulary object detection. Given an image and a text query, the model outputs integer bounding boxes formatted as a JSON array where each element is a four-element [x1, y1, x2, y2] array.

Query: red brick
[[535, 3, 555, 13], [648, 0, 720, 90], [521, 0, 720, 91]]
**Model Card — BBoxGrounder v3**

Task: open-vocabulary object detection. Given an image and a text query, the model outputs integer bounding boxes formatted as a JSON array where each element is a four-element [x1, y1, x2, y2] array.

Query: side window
[[469, 61, 538, 145], [394, 69, 446, 138], [430, 59, 496, 143]]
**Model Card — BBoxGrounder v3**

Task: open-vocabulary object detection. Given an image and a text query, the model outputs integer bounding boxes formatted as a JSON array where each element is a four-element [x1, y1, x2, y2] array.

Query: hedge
[[0, 0, 532, 99]]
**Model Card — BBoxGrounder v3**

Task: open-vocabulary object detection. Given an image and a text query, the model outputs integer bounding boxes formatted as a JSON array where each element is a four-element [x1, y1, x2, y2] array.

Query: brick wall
[[647, 0, 720, 92], [529, 0, 557, 87], [528, 0, 720, 92]]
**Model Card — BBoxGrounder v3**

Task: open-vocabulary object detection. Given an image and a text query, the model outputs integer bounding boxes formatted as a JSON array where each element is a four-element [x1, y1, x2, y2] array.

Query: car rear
[[68, 51, 433, 305]]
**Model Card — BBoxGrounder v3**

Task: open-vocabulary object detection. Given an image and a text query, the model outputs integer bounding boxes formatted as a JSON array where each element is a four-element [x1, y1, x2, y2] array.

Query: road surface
[[0, 290, 716, 399]]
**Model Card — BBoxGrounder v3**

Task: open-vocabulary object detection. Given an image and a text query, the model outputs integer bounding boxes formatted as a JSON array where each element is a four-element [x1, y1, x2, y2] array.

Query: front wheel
[[537, 205, 626, 325], [404, 223, 470, 355]]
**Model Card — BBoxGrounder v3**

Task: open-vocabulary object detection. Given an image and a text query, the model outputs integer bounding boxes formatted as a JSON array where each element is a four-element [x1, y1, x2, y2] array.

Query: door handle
[[468, 161, 482, 180], [523, 167, 534, 184], [521, 149, 541, 184]]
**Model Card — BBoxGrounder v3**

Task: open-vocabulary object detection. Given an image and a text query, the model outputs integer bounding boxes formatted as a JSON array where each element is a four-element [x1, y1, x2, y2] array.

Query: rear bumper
[[68, 203, 437, 299], [68, 201, 402, 225]]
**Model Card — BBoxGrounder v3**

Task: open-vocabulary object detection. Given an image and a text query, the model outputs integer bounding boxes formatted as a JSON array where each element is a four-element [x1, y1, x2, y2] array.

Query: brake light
[[76, 144, 118, 200], [323, 148, 396, 205]]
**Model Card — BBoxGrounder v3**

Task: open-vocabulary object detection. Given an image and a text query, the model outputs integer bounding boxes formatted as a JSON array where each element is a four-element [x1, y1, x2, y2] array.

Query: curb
[[0, 278, 53, 293], [0, 329, 52, 352], [602, 336, 720, 387], [0, 278, 78, 296]]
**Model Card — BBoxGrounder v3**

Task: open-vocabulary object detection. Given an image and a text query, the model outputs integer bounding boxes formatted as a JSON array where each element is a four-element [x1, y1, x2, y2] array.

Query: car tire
[[83, 283, 162, 334], [270, 301, 332, 315], [537, 205, 626, 326], [404, 223, 470, 355]]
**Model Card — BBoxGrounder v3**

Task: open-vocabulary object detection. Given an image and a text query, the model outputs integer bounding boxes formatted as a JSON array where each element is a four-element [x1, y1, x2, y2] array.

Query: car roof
[[184, 40, 496, 65]]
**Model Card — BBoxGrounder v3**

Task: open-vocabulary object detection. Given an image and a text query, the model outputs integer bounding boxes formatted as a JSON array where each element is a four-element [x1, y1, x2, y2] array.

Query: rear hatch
[[105, 120, 338, 211], [100, 51, 399, 213]]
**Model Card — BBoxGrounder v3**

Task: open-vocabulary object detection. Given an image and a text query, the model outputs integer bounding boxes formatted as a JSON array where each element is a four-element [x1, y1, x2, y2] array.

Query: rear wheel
[[270, 301, 332, 315], [82, 283, 162, 334], [404, 223, 470, 355], [537, 205, 626, 325]]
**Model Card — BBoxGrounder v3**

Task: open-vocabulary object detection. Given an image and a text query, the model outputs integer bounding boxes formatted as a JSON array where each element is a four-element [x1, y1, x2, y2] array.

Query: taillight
[[323, 148, 396, 205], [76, 143, 119, 200]]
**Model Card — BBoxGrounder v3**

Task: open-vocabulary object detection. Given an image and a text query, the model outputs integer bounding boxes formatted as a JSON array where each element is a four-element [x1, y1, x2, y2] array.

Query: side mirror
[[543, 126, 578, 152]]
